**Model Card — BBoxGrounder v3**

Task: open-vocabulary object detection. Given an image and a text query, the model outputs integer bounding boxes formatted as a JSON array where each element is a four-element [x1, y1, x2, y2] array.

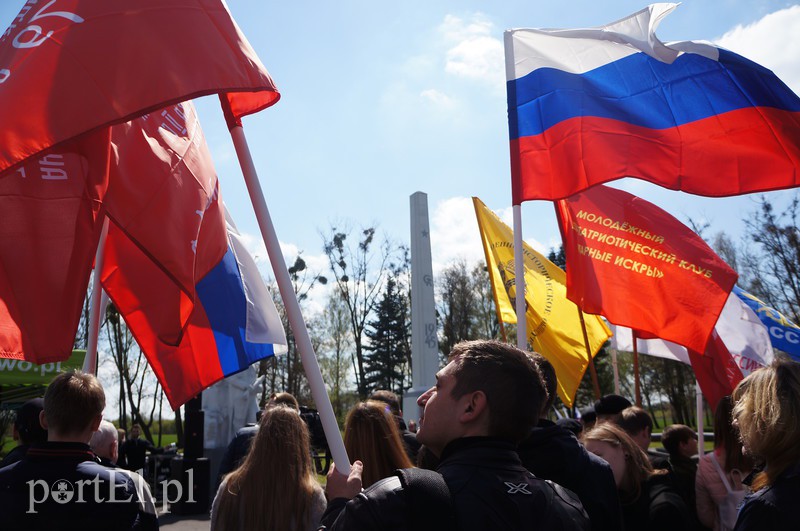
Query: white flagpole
[[83, 217, 110, 375], [696, 380, 705, 453], [513, 205, 526, 349], [228, 125, 350, 475]]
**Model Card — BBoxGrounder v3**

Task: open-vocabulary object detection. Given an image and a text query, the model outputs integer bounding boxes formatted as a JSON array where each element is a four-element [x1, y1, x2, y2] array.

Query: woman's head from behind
[[583, 422, 654, 503], [344, 400, 414, 487], [733, 359, 800, 489], [217, 404, 316, 530]]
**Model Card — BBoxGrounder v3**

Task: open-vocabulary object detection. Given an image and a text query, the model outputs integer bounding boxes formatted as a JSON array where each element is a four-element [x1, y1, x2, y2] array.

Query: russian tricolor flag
[[505, 3, 800, 203]]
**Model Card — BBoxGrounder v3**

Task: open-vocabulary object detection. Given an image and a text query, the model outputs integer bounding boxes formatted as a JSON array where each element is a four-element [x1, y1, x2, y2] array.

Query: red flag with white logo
[[0, 130, 110, 362], [0, 0, 279, 176], [556, 184, 738, 352]]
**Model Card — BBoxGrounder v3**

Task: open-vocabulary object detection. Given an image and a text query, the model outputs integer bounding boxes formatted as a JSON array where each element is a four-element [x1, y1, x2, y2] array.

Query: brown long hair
[[713, 396, 753, 474], [214, 405, 319, 530], [583, 423, 667, 504], [344, 401, 414, 488], [733, 359, 800, 490]]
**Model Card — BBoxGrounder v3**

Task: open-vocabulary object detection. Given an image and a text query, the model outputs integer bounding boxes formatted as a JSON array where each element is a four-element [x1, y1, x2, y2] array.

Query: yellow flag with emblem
[[473, 197, 611, 407]]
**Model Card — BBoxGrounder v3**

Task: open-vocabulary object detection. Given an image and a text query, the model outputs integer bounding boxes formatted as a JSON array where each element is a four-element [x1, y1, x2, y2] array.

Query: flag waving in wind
[[474, 198, 611, 407], [100, 101, 286, 408], [557, 184, 738, 353], [0, 0, 280, 364], [505, 3, 800, 203], [0, 0, 279, 177]]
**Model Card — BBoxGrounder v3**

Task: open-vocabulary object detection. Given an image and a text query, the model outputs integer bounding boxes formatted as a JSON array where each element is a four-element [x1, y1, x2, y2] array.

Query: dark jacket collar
[[25, 441, 99, 463], [439, 436, 516, 462]]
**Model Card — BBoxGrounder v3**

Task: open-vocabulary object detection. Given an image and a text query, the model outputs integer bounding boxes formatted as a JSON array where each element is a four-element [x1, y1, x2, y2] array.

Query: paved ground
[[158, 511, 210, 530]]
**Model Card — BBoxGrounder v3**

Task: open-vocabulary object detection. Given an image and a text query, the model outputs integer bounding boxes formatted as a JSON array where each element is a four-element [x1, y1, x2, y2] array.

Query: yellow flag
[[473, 197, 611, 407]]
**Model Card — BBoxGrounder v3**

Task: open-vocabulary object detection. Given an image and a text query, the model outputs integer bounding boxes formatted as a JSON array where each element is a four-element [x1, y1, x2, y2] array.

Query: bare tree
[[322, 225, 394, 397], [316, 288, 354, 420]]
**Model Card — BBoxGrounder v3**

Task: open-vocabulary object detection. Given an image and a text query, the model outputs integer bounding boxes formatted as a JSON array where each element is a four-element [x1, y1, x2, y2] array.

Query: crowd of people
[[1, 341, 799, 530]]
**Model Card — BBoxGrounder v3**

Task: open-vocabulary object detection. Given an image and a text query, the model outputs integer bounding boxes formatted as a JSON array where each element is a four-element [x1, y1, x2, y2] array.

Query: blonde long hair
[[344, 401, 414, 488], [214, 405, 319, 530], [583, 423, 667, 504], [733, 359, 800, 490]]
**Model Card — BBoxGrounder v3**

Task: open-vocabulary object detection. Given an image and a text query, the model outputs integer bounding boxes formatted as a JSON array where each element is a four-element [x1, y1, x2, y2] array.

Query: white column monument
[[403, 192, 440, 423]]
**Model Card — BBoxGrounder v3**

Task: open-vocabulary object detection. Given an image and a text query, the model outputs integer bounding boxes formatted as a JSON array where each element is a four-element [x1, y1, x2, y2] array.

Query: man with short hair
[[618, 406, 670, 470], [593, 394, 632, 424], [322, 340, 589, 530], [0, 371, 157, 530], [518, 355, 622, 531], [120, 423, 162, 474], [90, 420, 157, 518], [661, 424, 700, 519], [369, 389, 421, 461]]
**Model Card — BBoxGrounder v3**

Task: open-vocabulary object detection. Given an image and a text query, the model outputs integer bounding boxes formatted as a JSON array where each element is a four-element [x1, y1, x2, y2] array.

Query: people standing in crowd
[[0, 397, 47, 469], [216, 391, 299, 485], [0, 371, 156, 530], [211, 404, 326, 531], [407, 419, 417, 433], [618, 405, 671, 470], [731, 360, 800, 530], [584, 422, 692, 531], [323, 340, 590, 530], [368, 389, 421, 461], [518, 354, 622, 531], [90, 420, 157, 518], [696, 396, 752, 531], [120, 423, 162, 475], [342, 401, 414, 489]]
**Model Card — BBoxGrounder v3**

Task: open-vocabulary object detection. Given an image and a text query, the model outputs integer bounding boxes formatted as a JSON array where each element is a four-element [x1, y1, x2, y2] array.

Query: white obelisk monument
[[403, 192, 440, 422]]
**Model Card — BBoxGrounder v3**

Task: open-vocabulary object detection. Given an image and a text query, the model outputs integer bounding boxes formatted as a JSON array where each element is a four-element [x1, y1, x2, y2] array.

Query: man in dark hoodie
[[517, 354, 623, 531]]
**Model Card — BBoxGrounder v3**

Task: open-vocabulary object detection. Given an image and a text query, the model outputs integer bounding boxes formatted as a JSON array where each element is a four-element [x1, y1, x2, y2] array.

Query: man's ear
[[39, 410, 48, 430], [459, 391, 488, 423], [89, 414, 102, 433]]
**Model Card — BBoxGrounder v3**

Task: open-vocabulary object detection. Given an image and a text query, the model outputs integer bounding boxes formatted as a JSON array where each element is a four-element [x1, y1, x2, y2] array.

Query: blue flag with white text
[[734, 286, 800, 360]]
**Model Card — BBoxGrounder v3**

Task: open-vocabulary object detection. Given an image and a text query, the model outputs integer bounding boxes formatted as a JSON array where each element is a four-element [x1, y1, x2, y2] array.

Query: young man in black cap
[[0, 397, 47, 469]]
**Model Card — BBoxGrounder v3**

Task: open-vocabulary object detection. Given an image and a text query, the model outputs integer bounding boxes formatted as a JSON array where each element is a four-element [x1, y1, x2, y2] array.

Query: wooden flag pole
[[577, 309, 602, 400], [513, 205, 526, 349], [632, 330, 642, 407], [83, 217, 110, 375], [228, 125, 350, 475], [611, 347, 621, 395]]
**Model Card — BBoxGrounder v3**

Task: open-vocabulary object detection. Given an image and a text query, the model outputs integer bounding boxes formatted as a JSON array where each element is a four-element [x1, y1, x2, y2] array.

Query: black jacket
[[621, 472, 692, 531], [0, 442, 157, 530], [518, 419, 623, 531], [322, 436, 590, 530], [734, 463, 800, 531]]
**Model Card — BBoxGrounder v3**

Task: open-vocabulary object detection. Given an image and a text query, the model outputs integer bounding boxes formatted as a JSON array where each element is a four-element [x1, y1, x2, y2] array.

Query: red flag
[[100, 102, 286, 408], [103, 102, 227, 346], [0, 0, 279, 176], [556, 185, 738, 352], [687, 330, 744, 411], [0, 130, 110, 362]]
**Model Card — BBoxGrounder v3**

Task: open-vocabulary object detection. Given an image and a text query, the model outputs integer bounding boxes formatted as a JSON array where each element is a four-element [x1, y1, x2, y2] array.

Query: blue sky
[[2, 1, 799, 313]]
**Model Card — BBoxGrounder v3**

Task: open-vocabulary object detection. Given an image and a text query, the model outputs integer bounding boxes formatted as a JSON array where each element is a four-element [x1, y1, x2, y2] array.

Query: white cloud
[[439, 14, 505, 85], [420, 88, 454, 108], [429, 196, 545, 275], [715, 5, 800, 93]]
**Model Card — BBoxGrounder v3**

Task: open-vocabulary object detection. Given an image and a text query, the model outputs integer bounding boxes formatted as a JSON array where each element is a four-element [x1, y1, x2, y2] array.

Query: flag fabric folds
[[557, 184, 738, 353], [734, 286, 800, 360], [610, 289, 774, 378], [0, 130, 110, 363], [505, 3, 800, 204], [686, 332, 743, 411], [474, 197, 611, 407], [0, 0, 279, 177], [103, 206, 286, 409], [99, 102, 286, 408]]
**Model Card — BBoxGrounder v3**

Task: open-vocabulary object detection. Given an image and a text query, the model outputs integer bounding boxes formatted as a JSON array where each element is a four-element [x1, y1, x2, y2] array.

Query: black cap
[[593, 394, 632, 416], [14, 398, 47, 445], [580, 407, 596, 424]]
